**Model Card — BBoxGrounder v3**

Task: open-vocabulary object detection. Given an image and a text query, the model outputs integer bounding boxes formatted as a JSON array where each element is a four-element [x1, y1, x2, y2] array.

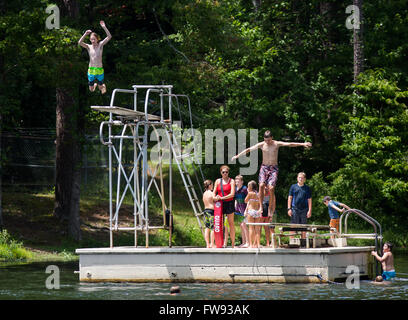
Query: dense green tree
[[330, 70, 408, 243], [1, 0, 408, 243]]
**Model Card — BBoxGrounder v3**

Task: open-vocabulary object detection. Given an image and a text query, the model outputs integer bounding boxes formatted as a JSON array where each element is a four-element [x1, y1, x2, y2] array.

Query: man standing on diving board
[[231, 130, 312, 218]]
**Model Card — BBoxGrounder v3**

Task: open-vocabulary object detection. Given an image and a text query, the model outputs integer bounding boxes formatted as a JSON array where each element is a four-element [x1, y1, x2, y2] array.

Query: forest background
[[0, 0, 407, 252]]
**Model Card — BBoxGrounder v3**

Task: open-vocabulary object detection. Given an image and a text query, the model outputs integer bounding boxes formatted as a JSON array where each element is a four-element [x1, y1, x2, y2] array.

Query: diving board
[[91, 106, 161, 121]]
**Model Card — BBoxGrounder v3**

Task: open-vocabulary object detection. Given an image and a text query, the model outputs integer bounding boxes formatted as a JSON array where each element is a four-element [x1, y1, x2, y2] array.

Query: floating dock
[[82, 86, 381, 284], [75, 246, 375, 283]]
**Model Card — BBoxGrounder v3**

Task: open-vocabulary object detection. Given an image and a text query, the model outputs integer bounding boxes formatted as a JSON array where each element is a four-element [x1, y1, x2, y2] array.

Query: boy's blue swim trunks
[[87, 67, 104, 85], [382, 270, 396, 280]]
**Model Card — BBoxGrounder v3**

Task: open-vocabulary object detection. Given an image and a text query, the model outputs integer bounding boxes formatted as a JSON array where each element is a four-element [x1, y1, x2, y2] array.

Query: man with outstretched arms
[[231, 130, 312, 217]]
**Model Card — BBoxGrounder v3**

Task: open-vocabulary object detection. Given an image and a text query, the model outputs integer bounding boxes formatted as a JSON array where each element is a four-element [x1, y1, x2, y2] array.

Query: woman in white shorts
[[244, 180, 261, 248]]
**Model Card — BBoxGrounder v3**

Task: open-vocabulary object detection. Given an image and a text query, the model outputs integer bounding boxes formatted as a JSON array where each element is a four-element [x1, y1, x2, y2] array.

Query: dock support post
[[169, 87, 173, 248], [108, 115, 113, 248]]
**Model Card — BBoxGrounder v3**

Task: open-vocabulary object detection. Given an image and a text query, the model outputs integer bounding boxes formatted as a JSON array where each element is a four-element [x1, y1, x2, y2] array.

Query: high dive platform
[[89, 85, 205, 248]]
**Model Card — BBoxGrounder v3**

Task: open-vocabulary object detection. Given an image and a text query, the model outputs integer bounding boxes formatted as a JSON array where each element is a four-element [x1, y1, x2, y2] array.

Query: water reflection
[[71, 279, 408, 300], [1, 253, 408, 300]]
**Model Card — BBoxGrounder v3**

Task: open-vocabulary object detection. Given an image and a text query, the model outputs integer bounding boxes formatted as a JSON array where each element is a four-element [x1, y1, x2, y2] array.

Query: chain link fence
[[1, 128, 110, 194]]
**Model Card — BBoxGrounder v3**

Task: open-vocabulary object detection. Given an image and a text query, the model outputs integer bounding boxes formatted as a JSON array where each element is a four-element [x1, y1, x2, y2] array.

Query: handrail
[[353, 208, 382, 249], [161, 93, 205, 194], [162, 94, 193, 129], [341, 209, 377, 236], [109, 88, 137, 121], [99, 120, 123, 145], [143, 89, 162, 121], [339, 208, 382, 275], [109, 88, 137, 107], [341, 209, 382, 249], [345, 208, 383, 270]]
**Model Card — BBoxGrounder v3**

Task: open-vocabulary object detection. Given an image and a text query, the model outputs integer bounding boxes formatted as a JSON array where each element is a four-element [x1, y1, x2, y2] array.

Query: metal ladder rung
[[190, 194, 200, 203], [190, 194, 201, 204], [191, 199, 200, 205], [166, 133, 204, 234], [175, 153, 194, 160]]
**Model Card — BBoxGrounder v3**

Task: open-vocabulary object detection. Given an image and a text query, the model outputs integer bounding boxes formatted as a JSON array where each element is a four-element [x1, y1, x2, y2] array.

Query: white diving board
[[91, 106, 161, 121]]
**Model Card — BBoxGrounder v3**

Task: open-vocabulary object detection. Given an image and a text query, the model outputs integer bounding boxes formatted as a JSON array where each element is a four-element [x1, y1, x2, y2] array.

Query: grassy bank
[[0, 229, 33, 261], [0, 188, 207, 263], [2, 186, 406, 263]]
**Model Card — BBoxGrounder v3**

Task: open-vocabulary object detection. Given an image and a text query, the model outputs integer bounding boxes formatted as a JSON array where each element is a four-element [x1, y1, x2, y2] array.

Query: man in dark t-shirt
[[287, 172, 312, 238]]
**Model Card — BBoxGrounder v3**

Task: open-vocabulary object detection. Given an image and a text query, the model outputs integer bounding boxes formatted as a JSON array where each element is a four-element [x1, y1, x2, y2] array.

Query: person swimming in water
[[372, 242, 396, 281]]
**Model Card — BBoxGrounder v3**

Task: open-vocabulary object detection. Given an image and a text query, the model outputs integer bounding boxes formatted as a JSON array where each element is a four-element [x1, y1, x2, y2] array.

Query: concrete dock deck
[[76, 246, 375, 283]]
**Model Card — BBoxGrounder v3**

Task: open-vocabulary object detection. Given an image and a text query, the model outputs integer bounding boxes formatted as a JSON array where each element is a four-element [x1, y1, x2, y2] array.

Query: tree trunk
[[69, 141, 82, 240], [353, 0, 364, 83], [54, 88, 82, 241], [0, 0, 4, 230], [53, 0, 82, 241], [0, 114, 3, 231], [252, 0, 261, 12], [320, 2, 334, 60], [60, 0, 80, 18]]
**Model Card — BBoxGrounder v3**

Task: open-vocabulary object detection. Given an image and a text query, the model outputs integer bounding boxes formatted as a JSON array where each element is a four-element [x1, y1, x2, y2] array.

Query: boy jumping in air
[[78, 20, 112, 94], [232, 130, 311, 218]]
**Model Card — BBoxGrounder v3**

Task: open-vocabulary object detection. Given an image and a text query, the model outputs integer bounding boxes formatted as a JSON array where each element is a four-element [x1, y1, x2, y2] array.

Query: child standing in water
[[78, 20, 112, 94], [372, 242, 396, 281], [244, 180, 261, 248]]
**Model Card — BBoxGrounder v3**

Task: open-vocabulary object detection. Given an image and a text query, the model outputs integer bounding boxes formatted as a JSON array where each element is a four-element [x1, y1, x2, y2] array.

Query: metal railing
[[339, 208, 383, 275]]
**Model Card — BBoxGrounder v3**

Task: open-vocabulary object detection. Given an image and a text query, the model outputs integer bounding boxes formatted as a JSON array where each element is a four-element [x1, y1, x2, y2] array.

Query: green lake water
[[1, 252, 408, 300]]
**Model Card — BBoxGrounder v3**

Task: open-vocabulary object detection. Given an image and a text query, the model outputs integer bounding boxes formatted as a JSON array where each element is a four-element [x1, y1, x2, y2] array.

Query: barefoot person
[[202, 180, 215, 248], [244, 180, 261, 248], [78, 20, 112, 94], [323, 196, 350, 235], [213, 165, 236, 248], [234, 175, 249, 248], [287, 172, 312, 239], [231, 130, 311, 217]]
